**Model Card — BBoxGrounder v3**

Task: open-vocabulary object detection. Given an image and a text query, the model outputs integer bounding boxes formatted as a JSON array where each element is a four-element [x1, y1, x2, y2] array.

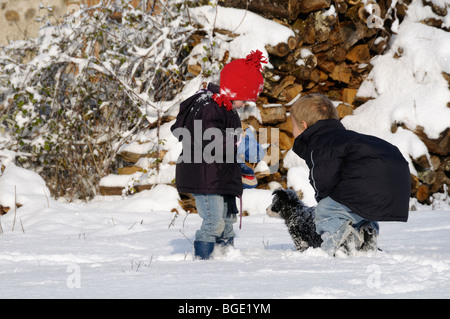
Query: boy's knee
[[315, 197, 334, 219]]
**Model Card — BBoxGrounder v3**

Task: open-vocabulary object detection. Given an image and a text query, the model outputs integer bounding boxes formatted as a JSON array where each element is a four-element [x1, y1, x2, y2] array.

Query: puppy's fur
[[266, 189, 322, 252]]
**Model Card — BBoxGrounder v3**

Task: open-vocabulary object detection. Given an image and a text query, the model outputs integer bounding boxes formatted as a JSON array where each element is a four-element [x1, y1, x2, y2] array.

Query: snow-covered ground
[[0, 166, 449, 299]]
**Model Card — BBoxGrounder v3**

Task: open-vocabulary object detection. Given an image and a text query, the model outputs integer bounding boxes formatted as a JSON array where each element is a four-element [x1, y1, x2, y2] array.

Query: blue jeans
[[193, 194, 237, 243], [315, 197, 379, 252]]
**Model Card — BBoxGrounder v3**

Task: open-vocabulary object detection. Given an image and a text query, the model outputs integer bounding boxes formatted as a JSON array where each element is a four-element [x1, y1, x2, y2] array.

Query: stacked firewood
[[100, 0, 449, 205], [210, 0, 386, 190], [406, 118, 450, 203], [406, 1, 450, 203], [216, 0, 449, 203]]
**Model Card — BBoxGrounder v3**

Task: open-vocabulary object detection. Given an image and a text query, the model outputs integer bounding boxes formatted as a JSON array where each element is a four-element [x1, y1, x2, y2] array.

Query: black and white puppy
[[266, 189, 322, 252]]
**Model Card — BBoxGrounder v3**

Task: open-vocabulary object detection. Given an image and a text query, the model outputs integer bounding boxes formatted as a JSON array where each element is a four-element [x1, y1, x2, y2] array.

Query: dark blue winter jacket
[[293, 119, 410, 222]]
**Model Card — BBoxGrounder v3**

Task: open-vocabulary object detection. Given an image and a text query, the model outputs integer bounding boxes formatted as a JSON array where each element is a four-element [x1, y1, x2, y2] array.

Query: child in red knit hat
[[171, 50, 267, 259]]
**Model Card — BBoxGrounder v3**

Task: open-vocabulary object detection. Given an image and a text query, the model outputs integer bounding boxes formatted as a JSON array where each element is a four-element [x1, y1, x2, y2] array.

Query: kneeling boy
[[290, 93, 410, 256]]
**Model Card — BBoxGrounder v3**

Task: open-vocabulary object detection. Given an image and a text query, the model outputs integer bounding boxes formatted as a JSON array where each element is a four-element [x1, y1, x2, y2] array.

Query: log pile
[[99, 0, 449, 207], [408, 129, 450, 204], [219, 0, 449, 204]]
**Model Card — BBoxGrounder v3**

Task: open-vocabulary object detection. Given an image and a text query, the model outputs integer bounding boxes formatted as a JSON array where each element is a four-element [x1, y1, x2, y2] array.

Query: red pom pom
[[212, 93, 233, 111], [245, 50, 268, 71]]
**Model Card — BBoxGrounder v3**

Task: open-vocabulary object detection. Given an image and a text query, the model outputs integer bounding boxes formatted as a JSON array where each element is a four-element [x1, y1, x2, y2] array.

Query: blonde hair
[[290, 93, 339, 127]]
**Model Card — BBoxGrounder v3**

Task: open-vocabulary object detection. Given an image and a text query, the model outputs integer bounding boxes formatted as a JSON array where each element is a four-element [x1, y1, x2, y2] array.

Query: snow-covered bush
[[0, 0, 193, 200]]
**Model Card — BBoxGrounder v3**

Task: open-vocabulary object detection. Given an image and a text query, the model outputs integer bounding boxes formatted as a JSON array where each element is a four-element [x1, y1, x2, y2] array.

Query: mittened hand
[[237, 128, 265, 163]]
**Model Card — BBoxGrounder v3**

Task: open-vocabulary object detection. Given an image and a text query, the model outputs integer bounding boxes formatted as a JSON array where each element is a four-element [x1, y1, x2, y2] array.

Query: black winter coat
[[293, 119, 410, 222], [170, 83, 243, 197]]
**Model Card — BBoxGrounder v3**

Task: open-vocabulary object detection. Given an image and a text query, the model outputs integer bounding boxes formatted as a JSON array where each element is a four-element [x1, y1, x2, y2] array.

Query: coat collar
[[207, 82, 220, 94], [293, 119, 345, 158]]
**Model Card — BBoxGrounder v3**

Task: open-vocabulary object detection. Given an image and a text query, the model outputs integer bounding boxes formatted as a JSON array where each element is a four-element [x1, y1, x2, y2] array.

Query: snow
[[99, 164, 176, 188], [118, 120, 179, 156], [341, 0, 450, 173], [188, 5, 295, 68], [1, 0, 450, 299], [0, 163, 449, 298], [0, 165, 51, 209], [345, 21, 450, 140]]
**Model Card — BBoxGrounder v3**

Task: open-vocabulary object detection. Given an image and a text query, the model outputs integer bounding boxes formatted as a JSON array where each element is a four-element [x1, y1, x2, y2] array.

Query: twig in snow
[[12, 185, 17, 232], [20, 218, 25, 233], [179, 229, 193, 246], [262, 237, 269, 250], [44, 188, 50, 208], [168, 212, 178, 229]]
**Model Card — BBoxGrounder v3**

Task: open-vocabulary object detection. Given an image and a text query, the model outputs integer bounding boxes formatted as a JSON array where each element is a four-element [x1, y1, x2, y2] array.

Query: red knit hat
[[214, 50, 267, 109]]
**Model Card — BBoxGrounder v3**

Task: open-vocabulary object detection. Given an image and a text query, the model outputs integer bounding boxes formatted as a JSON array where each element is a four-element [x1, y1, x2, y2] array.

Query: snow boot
[[216, 237, 234, 247], [359, 223, 378, 252], [194, 241, 215, 260], [333, 222, 364, 257], [214, 237, 234, 256]]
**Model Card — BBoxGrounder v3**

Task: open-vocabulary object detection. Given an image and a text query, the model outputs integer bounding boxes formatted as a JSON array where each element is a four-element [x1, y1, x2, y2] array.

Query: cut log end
[[416, 185, 430, 202]]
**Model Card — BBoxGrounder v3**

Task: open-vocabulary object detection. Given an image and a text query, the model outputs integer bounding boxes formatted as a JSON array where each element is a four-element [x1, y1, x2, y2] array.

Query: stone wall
[[0, 0, 154, 45], [0, 0, 87, 45]]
